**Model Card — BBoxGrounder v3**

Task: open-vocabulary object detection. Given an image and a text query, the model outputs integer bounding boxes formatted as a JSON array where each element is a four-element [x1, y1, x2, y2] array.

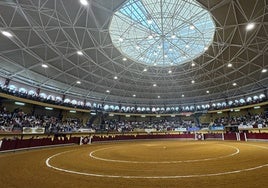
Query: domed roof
[[0, 0, 267, 107]]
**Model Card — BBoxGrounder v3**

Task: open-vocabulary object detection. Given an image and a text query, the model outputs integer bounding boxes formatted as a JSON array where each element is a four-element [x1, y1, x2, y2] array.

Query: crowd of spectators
[[100, 119, 199, 132], [212, 112, 268, 128], [0, 105, 202, 133], [0, 103, 268, 134], [0, 106, 84, 133]]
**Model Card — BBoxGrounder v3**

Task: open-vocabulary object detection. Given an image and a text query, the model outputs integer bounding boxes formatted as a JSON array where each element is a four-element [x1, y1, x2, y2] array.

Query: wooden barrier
[[1, 132, 268, 152]]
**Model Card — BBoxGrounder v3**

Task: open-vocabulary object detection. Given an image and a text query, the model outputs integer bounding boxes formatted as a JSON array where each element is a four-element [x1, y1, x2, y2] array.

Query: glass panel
[[64, 98, 70, 103], [259, 94, 265, 99], [246, 97, 252, 102], [110, 0, 215, 66], [104, 105, 109, 110], [9, 85, 17, 90], [239, 98, 245, 103], [47, 95, 55, 100], [56, 96, 62, 101], [19, 87, 27, 93], [28, 90, 36, 96], [71, 100, 77, 105], [40, 93, 47, 99], [253, 95, 259, 100]]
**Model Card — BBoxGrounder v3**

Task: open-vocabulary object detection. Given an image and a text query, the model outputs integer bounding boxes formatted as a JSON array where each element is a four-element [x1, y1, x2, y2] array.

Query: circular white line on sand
[[89, 144, 240, 163], [45, 143, 268, 179]]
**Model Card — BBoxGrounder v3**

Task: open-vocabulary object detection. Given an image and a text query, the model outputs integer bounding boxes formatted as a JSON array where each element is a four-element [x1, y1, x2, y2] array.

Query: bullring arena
[[1, 0, 268, 187], [1, 134, 268, 188]]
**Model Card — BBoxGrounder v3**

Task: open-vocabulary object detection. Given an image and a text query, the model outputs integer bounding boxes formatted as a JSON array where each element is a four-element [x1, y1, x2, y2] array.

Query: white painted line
[[45, 143, 268, 179], [89, 144, 240, 164]]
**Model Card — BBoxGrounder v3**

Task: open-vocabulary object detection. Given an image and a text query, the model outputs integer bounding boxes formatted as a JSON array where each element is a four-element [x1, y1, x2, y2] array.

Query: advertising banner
[[238, 125, 253, 129], [145, 128, 157, 133], [209, 126, 224, 131], [187, 127, 200, 132], [77, 128, 95, 133], [22, 127, 45, 134], [174, 127, 187, 132]]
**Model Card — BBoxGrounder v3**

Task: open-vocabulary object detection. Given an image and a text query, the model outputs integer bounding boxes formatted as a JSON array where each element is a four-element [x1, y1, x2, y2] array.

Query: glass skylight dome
[[109, 0, 216, 67]]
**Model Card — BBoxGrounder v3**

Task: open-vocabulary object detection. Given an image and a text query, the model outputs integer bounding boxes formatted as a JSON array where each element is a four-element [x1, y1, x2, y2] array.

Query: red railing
[[0, 136, 80, 152], [1, 132, 268, 152]]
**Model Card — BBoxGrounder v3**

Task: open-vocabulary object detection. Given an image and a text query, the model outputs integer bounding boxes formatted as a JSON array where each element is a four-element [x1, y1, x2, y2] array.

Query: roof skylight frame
[[109, 0, 216, 67]]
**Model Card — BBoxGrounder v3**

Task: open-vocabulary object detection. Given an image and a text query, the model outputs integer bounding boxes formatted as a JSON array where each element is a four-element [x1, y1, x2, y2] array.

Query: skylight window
[[109, 0, 215, 67]]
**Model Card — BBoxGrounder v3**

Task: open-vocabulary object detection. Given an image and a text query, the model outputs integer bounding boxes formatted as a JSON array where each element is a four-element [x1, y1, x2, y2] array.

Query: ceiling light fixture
[[45, 107, 53, 110], [77, 51, 83, 55], [190, 24, 195, 30], [76, 81, 81, 84], [15, 102, 25, 106], [1, 31, 13, 37], [246, 22, 255, 31], [261, 69, 267, 73], [42, 64, 48, 68], [80, 0, 89, 6]]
